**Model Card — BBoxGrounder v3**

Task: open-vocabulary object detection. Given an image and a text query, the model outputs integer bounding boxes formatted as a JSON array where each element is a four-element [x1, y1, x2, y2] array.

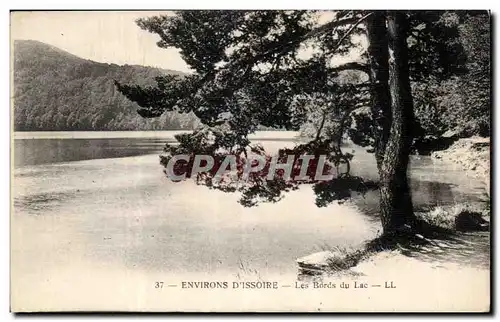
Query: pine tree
[[116, 10, 482, 239]]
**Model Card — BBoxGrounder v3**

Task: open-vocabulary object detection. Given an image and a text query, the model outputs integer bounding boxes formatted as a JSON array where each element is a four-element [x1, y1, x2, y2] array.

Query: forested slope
[[13, 40, 199, 131]]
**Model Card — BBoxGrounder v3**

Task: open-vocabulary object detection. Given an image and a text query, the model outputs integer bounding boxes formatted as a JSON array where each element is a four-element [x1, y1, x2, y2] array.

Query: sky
[[11, 11, 193, 73], [10, 11, 363, 73]]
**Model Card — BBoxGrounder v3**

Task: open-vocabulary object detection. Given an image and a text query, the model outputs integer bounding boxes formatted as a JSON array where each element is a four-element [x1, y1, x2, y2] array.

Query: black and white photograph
[[9, 9, 491, 312]]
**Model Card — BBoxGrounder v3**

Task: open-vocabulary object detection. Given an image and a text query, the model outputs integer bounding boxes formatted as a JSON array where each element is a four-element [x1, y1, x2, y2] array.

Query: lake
[[11, 131, 489, 309]]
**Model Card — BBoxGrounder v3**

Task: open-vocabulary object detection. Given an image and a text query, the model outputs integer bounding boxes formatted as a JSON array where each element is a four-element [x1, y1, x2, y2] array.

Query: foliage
[[116, 10, 489, 208], [416, 202, 489, 230], [117, 10, 377, 206], [158, 128, 374, 207], [410, 11, 490, 138]]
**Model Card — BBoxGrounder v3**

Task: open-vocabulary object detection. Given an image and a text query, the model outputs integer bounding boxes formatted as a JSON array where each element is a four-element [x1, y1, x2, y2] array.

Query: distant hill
[[13, 40, 199, 131]]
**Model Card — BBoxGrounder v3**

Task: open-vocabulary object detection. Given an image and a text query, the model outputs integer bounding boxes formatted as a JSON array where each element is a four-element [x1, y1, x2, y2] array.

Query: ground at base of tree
[[324, 249, 489, 311], [294, 240, 489, 311], [295, 217, 489, 311]]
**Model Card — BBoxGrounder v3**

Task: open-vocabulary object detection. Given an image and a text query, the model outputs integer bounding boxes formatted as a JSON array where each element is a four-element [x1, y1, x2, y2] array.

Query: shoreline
[[296, 136, 491, 289], [431, 137, 490, 195]]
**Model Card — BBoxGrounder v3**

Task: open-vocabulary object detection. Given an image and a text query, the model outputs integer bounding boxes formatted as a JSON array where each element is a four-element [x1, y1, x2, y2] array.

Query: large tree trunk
[[365, 12, 392, 172], [378, 11, 417, 235]]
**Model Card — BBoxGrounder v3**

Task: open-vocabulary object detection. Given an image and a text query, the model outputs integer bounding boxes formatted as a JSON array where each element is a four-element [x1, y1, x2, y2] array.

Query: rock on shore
[[297, 248, 365, 276]]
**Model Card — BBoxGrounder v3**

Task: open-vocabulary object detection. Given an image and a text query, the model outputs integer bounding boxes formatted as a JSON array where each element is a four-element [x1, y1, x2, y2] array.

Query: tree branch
[[326, 12, 373, 54], [212, 13, 372, 80], [315, 110, 328, 141], [151, 12, 374, 117], [329, 62, 370, 74], [336, 105, 368, 149]]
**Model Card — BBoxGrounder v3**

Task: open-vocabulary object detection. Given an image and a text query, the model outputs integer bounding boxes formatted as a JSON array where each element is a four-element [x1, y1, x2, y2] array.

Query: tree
[[408, 11, 490, 139], [445, 12, 490, 136], [115, 10, 468, 239], [380, 12, 416, 232]]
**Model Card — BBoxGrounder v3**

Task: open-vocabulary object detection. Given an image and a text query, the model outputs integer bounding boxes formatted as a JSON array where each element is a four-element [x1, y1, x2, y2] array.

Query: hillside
[[13, 40, 199, 131]]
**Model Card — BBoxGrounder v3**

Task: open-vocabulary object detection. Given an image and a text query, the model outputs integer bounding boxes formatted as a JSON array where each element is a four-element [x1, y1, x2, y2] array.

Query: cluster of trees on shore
[[297, 12, 490, 142], [411, 12, 490, 138], [13, 40, 200, 131], [116, 10, 490, 240]]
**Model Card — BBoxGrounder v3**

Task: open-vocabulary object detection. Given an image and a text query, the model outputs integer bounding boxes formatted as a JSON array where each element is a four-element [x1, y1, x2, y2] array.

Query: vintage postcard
[[10, 10, 491, 312]]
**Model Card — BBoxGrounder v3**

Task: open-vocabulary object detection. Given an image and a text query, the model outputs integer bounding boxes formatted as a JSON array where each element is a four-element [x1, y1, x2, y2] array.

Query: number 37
[[155, 282, 164, 289]]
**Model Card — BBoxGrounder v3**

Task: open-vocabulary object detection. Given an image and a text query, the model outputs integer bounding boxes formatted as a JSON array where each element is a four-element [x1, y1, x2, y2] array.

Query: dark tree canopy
[[410, 11, 490, 139], [116, 10, 379, 206], [116, 10, 490, 236]]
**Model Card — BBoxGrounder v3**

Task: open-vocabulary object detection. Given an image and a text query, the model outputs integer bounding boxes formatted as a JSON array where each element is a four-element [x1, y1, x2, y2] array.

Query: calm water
[[12, 131, 489, 281]]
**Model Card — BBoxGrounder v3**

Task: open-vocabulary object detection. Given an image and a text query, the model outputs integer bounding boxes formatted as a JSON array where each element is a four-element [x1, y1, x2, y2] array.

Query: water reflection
[[14, 136, 302, 168], [14, 138, 173, 167], [353, 179, 478, 219]]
